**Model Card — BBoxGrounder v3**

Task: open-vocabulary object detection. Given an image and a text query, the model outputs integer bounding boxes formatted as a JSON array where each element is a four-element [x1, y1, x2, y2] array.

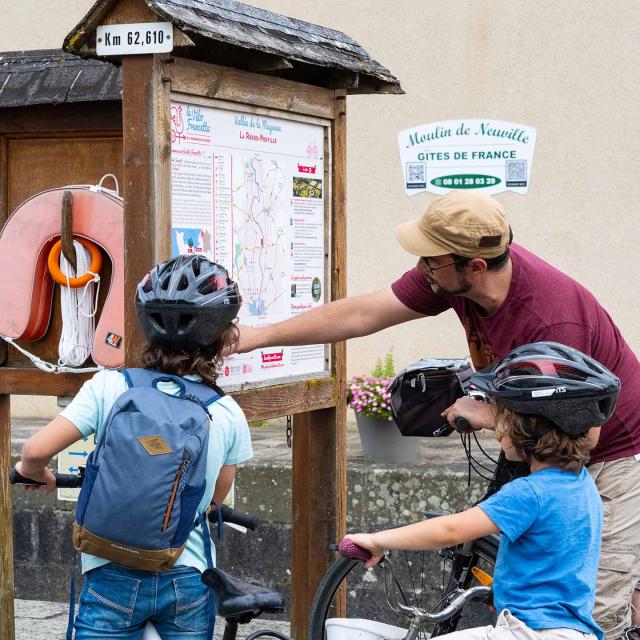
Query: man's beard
[[427, 273, 472, 297]]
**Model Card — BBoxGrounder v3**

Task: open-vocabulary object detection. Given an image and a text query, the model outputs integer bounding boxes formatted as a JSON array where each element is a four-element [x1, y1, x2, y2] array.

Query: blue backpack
[[72, 368, 222, 571]]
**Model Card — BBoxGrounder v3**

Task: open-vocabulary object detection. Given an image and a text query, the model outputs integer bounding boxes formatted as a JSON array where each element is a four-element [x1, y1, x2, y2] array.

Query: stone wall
[[12, 457, 493, 629]]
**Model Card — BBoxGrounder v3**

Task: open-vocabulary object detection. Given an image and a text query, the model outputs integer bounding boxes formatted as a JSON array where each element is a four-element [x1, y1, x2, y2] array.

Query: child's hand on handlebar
[[342, 533, 384, 569], [14, 462, 56, 494], [442, 397, 495, 432]]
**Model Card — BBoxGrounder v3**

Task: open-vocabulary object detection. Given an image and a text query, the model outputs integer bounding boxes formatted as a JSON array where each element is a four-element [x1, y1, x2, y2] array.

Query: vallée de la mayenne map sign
[[171, 102, 327, 386]]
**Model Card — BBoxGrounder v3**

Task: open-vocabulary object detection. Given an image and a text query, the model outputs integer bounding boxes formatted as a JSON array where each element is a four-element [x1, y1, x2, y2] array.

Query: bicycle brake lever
[[433, 424, 454, 437]]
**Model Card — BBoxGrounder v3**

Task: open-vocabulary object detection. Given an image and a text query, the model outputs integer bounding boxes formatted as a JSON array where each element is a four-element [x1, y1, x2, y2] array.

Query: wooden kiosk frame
[[0, 2, 401, 638]]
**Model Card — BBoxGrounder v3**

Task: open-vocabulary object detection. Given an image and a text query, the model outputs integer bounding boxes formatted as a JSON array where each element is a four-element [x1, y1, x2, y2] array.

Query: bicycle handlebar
[[434, 385, 493, 437], [432, 417, 475, 438], [9, 468, 84, 488], [211, 504, 258, 531], [339, 537, 372, 561], [10, 468, 259, 530], [454, 417, 473, 432]]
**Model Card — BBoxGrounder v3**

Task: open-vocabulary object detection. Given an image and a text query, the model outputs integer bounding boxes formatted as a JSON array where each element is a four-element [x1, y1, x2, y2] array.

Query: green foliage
[[371, 349, 395, 378], [249, 420, 271, 428]]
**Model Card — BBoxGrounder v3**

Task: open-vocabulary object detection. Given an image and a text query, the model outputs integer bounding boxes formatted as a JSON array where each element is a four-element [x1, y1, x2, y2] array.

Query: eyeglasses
[[421, 256, 466, 274]]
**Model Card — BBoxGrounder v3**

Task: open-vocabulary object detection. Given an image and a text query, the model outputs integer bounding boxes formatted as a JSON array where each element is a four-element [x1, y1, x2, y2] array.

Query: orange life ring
[[0, 187, 124, 368], [47, 237, 103, 287]]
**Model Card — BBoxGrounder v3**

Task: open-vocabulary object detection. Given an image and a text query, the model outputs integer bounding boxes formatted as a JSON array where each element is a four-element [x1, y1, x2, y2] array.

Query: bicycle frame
[[379, 554, 492, 640]]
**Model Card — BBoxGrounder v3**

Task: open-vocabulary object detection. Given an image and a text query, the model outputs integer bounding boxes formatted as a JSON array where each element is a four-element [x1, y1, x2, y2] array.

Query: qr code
[[506, 159, 527, 186], [406, 162, 426, 189]]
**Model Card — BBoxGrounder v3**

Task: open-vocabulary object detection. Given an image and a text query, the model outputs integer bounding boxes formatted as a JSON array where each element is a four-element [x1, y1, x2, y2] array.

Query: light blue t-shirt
[[60, 369, 253, 574], [479, 467, 603, 639]]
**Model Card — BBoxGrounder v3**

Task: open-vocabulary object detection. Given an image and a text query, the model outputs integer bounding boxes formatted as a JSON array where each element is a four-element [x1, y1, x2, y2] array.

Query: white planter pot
[[354, 412, 418, 463]]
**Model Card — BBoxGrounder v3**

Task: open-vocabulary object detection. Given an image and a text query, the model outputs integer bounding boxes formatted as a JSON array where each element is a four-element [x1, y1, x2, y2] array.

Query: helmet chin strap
[[521, 414, 555, 452]]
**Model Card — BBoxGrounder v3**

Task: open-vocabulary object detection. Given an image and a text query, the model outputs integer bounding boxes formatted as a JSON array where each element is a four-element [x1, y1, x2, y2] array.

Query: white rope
[[97, 173, 120, 196], [0, 336, 102, 374], [0, 178, 122, 375], [58, 240, 101, 367], [0, 239, 103, 374]]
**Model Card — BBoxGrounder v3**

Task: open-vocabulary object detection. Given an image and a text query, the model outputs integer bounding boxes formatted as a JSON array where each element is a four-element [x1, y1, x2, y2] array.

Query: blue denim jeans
[[74, 563, 214, 639]]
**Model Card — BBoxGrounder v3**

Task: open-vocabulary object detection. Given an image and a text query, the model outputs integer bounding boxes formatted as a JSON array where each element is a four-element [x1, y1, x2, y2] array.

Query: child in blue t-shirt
[[347, 342, 621, 640], [15, 256, 252, 640]]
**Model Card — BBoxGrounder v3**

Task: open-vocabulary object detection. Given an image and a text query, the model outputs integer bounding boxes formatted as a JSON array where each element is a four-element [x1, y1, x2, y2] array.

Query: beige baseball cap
[[396, 192, 510, 258]]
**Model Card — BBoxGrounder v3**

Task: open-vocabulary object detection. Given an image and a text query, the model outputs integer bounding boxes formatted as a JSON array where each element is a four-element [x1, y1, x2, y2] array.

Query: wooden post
[[0, 135, 7, 370], [329, 88, 348, 619], [0, 395, 14, 640], [121, 53, 171, 366], [290, 90, 348, 639], [0, 130, 14, 640]]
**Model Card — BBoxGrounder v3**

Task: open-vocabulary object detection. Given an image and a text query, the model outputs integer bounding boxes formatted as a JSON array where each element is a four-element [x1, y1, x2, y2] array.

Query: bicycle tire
[[308, 537, 498, 640]]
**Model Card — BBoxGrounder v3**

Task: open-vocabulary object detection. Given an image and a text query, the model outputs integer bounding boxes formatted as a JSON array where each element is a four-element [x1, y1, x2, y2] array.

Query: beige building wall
[[2, 1, 639, 415]]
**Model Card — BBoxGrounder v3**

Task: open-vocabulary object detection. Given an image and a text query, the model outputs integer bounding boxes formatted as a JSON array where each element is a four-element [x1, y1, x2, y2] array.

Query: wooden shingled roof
[[0, 49, 120, 108], [63, 0, 402, 94]]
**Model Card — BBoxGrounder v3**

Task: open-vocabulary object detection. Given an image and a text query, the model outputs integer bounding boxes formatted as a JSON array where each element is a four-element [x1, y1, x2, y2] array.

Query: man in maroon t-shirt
[[233, 192, 640, 638]]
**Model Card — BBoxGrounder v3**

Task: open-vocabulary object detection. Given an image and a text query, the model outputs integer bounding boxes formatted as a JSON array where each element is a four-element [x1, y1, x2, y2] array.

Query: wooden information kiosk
[[0, 2, 401, 638]]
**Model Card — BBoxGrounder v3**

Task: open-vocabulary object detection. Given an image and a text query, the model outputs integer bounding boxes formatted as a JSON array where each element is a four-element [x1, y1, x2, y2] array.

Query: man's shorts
[[589, 455, 640, 640]]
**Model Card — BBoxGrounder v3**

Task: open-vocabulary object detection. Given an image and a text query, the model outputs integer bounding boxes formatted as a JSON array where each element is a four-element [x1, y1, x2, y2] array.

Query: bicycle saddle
[[202, 568, 285, 623]]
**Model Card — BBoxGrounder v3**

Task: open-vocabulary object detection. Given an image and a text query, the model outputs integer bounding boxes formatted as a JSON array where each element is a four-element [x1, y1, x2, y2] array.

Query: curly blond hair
[[494, 403, 591, 473]]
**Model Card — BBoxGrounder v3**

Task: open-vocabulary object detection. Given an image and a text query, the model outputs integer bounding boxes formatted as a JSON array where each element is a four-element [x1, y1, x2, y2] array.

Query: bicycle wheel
[[308, 537, 498, 640]]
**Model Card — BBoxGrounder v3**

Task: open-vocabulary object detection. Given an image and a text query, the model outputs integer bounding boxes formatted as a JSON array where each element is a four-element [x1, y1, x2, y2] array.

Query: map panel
[[171, 102, 327, 386]]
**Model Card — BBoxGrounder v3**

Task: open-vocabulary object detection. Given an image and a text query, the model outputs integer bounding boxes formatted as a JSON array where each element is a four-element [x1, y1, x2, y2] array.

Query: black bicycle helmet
[[135, 255, 242, 349], [468, 341, 620, 436]]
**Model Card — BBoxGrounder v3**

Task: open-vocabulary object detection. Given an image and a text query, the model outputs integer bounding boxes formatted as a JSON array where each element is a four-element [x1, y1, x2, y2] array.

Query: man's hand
[[344, 533, 385, 569], [223, 324, 264, 356], [442, 396, 495, 431], [14, 461, 56, 494]]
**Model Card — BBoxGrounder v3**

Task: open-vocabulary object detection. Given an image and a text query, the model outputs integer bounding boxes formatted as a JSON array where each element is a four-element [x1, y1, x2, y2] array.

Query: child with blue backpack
[[15, 255, 252, 639], [346, 342, 621, 640]]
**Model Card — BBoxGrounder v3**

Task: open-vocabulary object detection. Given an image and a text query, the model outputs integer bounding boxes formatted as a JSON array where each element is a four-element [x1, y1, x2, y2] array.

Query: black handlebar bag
[[388, 358, 473, 437]]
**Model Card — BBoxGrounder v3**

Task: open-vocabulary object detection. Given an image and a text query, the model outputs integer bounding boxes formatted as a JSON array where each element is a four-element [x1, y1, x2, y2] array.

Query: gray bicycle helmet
[[469, 341, 620, 437], [135, 255, 242, 349]]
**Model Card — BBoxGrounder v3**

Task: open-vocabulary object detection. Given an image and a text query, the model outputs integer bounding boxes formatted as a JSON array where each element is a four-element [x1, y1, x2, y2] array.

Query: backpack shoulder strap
[[182, 377, 224, 407], [207, 385, 224, 405], [122, 367, 223, 406], [121, 367, 157, 389]]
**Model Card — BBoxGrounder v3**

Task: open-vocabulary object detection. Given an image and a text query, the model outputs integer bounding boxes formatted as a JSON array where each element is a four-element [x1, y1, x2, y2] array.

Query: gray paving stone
[[14, 600, 68, 640]]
